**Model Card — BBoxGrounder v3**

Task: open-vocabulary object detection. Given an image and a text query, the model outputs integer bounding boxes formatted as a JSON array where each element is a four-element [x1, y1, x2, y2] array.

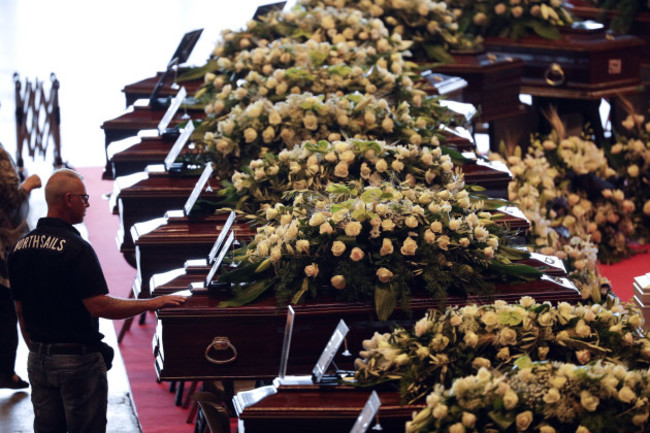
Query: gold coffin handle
[[204, 336, 238, 365], [544, 63, 565, 87]]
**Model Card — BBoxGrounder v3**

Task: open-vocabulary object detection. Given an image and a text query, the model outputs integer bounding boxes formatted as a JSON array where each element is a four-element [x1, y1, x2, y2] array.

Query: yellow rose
[[319, 222, 334, 235], [330, 275, 346, 290]]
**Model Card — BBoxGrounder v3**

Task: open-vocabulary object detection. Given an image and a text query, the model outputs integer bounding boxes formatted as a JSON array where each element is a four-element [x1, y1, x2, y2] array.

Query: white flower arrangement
[[216, 138, 456, 216], [447, 0, 573, 40], [609, 114, 650, 242], [406, 360, 650, 433], [200, 91, 454, 179], [300, 0, 476, 62], [218, 182, 539, 319], [491, 129, 636, 267], [354, 297, 650, 405]]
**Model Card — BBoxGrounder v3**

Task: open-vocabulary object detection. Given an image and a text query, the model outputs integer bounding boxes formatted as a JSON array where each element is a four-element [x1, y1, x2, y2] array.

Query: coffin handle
[[544, 63, 565, 87], [204, 337, 238, 364]]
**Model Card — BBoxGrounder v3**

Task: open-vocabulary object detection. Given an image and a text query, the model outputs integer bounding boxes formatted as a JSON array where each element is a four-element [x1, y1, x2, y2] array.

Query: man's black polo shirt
[[8, 217, 109, 344]]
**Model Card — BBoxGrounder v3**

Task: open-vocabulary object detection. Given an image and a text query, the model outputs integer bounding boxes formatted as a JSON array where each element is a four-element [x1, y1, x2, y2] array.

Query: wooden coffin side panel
[[154, 278, 581, 381]]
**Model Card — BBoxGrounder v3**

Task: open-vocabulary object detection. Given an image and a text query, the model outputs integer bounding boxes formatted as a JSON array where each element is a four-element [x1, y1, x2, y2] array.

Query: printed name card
[[168, 28, 203, 68], [163, 120, 195, 170], [529, 252, 566, 273], [312, 319, 349, 383], [204, 231, 235, 287], [350, 391, 382, 433], [278, 306, 295, 378], [183, 163, 213, 216], [157, 86, 187, 134], [253, 1, 286, 20], [207, 211, 236, 264]]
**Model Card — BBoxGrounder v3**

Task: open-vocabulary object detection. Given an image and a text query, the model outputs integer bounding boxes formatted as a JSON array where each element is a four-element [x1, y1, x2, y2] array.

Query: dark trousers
[[0, 283, 18, 377]]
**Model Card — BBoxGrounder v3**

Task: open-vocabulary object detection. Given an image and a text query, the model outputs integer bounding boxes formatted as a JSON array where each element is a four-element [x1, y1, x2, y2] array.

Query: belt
[[30, 342, 100, 356]]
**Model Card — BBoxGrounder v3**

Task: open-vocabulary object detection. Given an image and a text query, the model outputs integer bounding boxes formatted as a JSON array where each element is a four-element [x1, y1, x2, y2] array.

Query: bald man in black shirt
[[8, 168, 186, 433]]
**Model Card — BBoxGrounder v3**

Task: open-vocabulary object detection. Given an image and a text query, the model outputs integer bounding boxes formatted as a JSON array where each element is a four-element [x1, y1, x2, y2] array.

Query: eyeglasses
[[66, 193, 90, 204]]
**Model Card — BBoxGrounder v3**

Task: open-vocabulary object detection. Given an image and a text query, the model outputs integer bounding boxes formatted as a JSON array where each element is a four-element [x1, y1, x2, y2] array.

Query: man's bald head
[[45, 169, 85, 207], [45, 169, 89, 224]]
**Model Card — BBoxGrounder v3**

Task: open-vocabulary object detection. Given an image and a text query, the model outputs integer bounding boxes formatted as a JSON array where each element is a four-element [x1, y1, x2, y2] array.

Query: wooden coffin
[[111, 170, 216, 262], [122, 72, 202, 107], [565, 1, 650, 69], [483, 23, 644, 99], [100, 101, 205, 179], [154, 276, 582, 381], [131, 213, 255, 299], [135, 205, 528, 299], [430, 52, 526, 123], [236, 386, 421, 433], [107, 133, 180, 179]]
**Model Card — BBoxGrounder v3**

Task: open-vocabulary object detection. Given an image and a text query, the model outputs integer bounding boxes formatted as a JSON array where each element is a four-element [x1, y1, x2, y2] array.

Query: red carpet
[[78, 166, 650, 432]]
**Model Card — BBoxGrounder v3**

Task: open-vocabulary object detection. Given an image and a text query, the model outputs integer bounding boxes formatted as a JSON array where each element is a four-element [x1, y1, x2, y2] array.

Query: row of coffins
[[99, 2, 647, 431]]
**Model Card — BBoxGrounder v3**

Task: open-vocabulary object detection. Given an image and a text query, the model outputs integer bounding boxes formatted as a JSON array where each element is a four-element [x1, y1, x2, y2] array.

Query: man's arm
[[83, 294, 187, 320], [14, 301, 30, 346]]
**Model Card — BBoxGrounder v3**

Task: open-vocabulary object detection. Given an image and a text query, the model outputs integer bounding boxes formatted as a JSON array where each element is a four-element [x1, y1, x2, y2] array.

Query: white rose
[[618, 386, 636, 404], [515, 411, 533, 431], [430, 221, 443, 233], [309, 212, 327, 227], [345, 221, 362, 237], [331, 275, 346, 290], [543, 388, 561, 404], [464, 331, 479, 348], [461, 412, 476, 428], [334, 161, 349, 178], [244, 127, 258, 143], [380, 238, 394, 256], [376, 267, 394, 283], [304, 263, 319, 278], [319, 222, 334, 235], [349, 247, 365, 262], [448, 423, 465, 433], [436, 235, 450, 251], [296, 240, 310, 254], [331, 241, 347, 257], [400, 237, 418, 256], [503, 389, 519, 410], [580, 390, 599, 412]]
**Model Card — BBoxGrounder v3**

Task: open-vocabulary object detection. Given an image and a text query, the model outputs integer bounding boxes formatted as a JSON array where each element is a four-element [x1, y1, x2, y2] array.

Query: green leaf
[[291, 278, 310, 304], [375, 284, 397, 321], [219, 260, 266, 283], [529, 20, 562, 40], [514, 355, 533, 369], [422, 44, 455, 64], [217, 280, 271, 307], [498, 311, 523, 326], [255, 257, 273, 273], [177, 60, 220, 82]]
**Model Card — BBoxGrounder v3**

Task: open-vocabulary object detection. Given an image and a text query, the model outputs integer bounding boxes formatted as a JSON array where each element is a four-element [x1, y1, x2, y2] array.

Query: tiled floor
[[0, 1, 270, 431]]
